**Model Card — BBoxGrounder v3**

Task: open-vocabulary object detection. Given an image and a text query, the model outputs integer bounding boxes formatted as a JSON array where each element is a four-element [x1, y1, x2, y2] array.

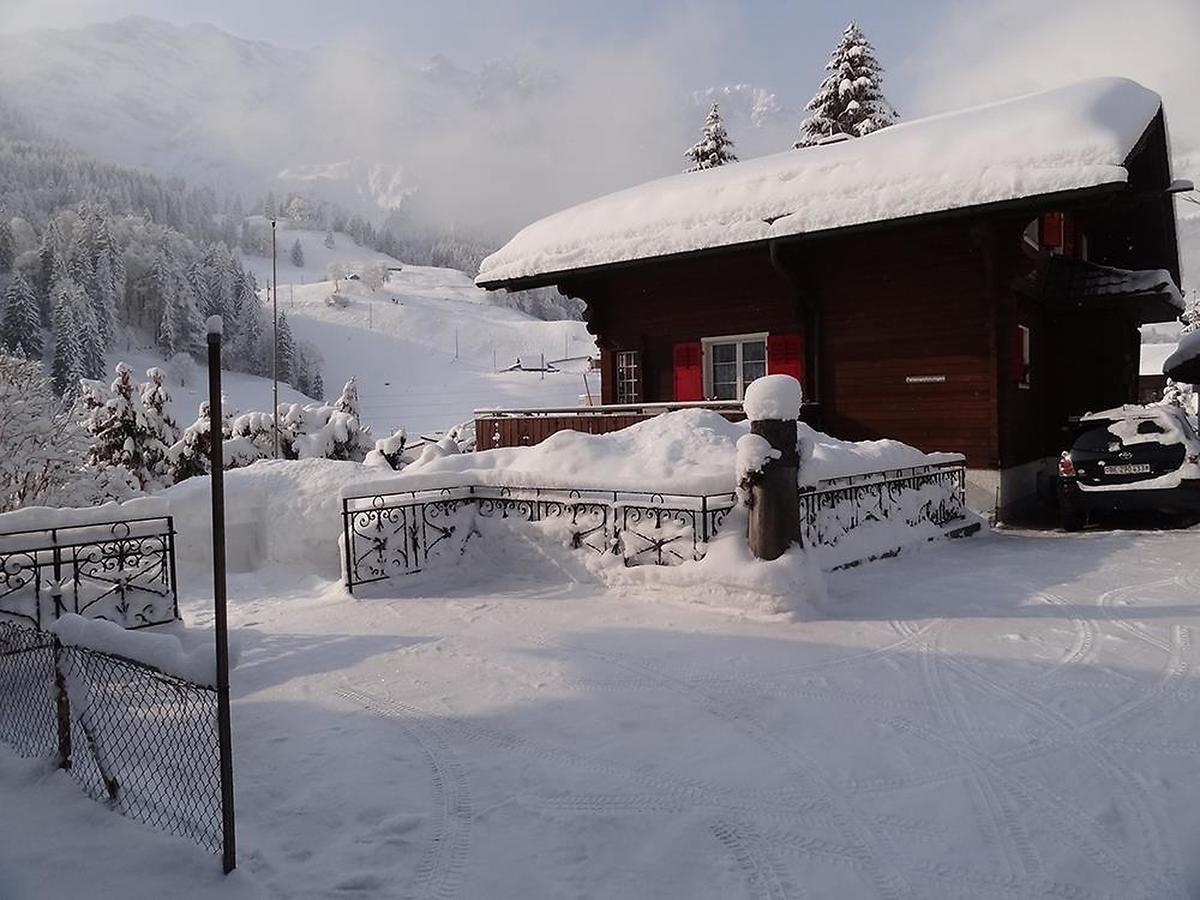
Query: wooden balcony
[[474, 401, 748, 450]]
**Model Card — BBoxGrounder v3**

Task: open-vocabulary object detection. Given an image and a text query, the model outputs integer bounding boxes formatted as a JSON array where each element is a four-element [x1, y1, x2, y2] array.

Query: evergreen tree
[[1, 272, 43, 359], [54, 277, 105, 379], [324, 230, 335, 250], [334, 376, 362, 416], [310, 368, 324, 402], [0, 210, 13, 273], [793, 21, 897, 148], [158, 255, 205, 357], [684, 103, 738, 172], [138, 367, 180, 488], [263, 191, 277, 219], [277, 311, 296, 385], [50, 294, 85, 398], [291, 238, 305, 268]]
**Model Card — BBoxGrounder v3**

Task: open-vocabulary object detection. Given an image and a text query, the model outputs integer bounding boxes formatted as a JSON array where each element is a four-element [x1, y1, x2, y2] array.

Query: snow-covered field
[[110, 231, 598, 437], [4, 518, 1200, 898]]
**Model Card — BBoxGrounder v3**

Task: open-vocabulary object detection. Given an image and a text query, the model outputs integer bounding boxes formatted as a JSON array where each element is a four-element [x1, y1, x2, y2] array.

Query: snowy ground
[[5, 524, 1200, 898]]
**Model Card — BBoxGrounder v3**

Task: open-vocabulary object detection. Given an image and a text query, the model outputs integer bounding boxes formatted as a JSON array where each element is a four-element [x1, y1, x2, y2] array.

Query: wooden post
[[743, 375, 803, 561], [747, 418, 800, 560]]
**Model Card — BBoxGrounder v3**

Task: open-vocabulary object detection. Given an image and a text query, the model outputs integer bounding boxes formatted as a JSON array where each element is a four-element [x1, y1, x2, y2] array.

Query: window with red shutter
[[672, 341, 703, 401]]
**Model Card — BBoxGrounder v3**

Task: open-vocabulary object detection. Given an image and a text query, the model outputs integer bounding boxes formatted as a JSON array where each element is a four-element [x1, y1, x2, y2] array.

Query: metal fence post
[[207, 317, 237, 874], [52, 638, 71, 770]]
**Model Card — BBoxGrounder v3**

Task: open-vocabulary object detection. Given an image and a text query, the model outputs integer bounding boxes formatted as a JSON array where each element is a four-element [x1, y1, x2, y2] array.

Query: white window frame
[[614, 349, 640, 404], [701, 332, 769, 401]]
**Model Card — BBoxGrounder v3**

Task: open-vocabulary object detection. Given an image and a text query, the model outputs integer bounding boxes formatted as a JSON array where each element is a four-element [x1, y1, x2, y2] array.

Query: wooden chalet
[[476, 78, 1186, 519]]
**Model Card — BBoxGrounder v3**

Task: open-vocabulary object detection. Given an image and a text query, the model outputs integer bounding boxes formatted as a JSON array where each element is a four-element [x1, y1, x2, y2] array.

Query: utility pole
[[271, 218, 279, 459]]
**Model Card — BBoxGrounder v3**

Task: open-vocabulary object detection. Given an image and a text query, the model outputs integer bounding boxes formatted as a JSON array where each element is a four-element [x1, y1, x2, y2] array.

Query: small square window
[[703, 334, 768, 400], [615, 350, 641, 404]]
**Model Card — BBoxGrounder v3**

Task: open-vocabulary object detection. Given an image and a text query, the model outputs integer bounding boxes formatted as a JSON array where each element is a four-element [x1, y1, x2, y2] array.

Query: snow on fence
[[341, 485, 737, 591], [0, 620, 226, 855], [798, 460, 972, 567], [341, 459, 973, 590], [0, 515, 179, 631]]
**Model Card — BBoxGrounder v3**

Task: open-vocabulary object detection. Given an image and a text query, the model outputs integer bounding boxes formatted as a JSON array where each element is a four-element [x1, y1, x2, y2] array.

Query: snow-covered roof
[[478, 77, 1163, 287]]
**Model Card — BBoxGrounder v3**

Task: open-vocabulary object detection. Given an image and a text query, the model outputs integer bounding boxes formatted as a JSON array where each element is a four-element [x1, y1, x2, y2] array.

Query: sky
[[0, 0, 1196, 244]]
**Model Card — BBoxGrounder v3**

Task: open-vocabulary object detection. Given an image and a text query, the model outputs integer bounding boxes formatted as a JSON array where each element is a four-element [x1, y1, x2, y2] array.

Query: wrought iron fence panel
[[342, 485, 738, 590], [0, 517, 179, 630], [0, 621, 224, 856], [797, 463, 967, 550]]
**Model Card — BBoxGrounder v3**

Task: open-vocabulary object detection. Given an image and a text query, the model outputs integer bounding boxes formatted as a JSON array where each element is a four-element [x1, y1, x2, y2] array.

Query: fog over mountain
[[0, 16, 791, 241]]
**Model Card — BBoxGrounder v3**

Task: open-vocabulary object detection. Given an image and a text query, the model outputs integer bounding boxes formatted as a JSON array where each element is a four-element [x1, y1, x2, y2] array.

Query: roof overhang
[[478, 182, 1127, 292]]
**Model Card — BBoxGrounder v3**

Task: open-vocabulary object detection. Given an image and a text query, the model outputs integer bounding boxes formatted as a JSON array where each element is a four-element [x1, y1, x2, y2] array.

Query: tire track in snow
[[534, 636, 911, 899], [335, 687, 473, 900], [938, 651, 1186, 898], [709, 819, 800, 900]]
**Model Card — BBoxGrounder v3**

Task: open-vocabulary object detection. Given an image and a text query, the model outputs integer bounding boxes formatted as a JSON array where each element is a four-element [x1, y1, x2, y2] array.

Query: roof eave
[[476, 181, 1129, 293]]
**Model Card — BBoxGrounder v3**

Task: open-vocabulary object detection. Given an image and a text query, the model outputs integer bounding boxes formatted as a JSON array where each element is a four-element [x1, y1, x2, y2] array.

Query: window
[[615, 350, 641, 404], [1014, 324, 1031, 389], [703, 334, 767, 400]]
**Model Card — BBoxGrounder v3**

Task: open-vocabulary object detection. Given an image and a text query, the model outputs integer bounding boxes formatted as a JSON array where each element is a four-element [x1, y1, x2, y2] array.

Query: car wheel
[[1060, 500, 1085, 532]]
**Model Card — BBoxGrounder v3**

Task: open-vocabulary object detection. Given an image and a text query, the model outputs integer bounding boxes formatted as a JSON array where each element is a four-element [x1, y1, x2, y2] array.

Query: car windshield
[[1072, 424, 1118, 453]]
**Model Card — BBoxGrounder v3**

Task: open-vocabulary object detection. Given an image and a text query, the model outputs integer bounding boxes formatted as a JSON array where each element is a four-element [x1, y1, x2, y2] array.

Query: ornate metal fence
[[797, 462, 968, 552], [0, 620, 224, 854], [0, 516, 179, 630], [341, 485, 737, 591]]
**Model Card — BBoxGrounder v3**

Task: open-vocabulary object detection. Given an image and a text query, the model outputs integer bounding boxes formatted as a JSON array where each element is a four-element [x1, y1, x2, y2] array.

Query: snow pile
[[742, 374, 803, 421], [49, 614, 225, 687], [349, 408, 960, 500], [734, 433, 780, 503], [597, 508, 824, 617], [0, 496, 168, 537], [479, 78, 1162, 285], [164, 458, 377, 577]]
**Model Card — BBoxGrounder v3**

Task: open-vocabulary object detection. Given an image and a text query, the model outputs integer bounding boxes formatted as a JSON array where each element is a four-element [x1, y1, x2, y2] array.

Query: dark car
[[1058, 404, 1200, 530]]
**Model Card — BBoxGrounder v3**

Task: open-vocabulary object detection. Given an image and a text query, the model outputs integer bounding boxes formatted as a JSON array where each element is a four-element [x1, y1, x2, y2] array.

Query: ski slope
[[276, 276, 594, 436]]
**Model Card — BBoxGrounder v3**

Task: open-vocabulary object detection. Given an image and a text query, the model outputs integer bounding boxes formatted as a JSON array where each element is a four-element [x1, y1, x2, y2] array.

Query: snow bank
[[479, 78, 1160, 285], [0, 496, 168, 536], [49, 614, 227, 687], [742, 374, 802, 421], [596, 508, 825, 617], [346, 409, 960, 500], [164, 458, 377, 577]]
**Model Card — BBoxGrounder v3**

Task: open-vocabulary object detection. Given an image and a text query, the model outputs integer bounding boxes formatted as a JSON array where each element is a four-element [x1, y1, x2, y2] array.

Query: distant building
[[478, 78, 1185, 520]]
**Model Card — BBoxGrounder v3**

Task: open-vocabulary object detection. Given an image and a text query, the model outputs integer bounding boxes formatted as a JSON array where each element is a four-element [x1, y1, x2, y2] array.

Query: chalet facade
[[477, 78, 1185, 520]]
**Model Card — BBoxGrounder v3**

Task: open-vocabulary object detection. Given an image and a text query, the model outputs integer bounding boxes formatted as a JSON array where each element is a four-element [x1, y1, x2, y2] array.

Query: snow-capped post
[[206, 315, 237, 874], [739, 375, 803, 560]]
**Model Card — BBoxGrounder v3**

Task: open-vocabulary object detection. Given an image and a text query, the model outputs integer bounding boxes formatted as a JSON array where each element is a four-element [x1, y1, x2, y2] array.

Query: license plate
[[1105, 463, 1151, 475]]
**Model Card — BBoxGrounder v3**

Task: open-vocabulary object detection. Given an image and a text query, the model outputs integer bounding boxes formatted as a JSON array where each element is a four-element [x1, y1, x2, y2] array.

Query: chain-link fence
[[0, 620, 226, 855]]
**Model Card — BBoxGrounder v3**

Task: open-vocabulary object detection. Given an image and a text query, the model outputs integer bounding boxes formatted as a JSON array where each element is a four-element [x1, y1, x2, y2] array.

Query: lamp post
[[271, 218, 279, 459]]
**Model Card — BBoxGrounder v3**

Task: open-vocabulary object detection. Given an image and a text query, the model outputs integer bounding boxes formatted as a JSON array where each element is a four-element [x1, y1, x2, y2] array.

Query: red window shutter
[[672, 341, 703, 401], [1040, 212, 1064, 249], [768, 332, 805, 385]]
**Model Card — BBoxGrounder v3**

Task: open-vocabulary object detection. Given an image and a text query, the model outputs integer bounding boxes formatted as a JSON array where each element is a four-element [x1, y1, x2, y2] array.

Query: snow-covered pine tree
[[0, 210, 13, 273], [138, 367, 181, 489], [1, 272, 43, 359], [793, 21, 898, 148], [229, 269, 264, 373], [684, 103, 738, 172], [54, 276, 104, 379], [277, 311, 296, 385], [50, 291, 85, 398], [157, 250, 204, 356], [324, 230, 335, 250], [334, 376, 362, 417], [263, 191, 277, 219], [0, 353, 87, 512], [310, 368, 324, 402], [81, 362, 145, 482], [168, 401, 219, 482], [291, 238, 305, 268]]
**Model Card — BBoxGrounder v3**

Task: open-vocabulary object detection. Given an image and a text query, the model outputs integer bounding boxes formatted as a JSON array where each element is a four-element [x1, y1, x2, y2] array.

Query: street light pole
[[271, 218, 279, 459]]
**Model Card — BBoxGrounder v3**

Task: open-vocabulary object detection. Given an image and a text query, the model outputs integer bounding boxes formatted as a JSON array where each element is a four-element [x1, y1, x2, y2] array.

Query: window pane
[[742, 340, 766, 386], [711, 343, 737, 364], [712, 377, 738, 400]]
